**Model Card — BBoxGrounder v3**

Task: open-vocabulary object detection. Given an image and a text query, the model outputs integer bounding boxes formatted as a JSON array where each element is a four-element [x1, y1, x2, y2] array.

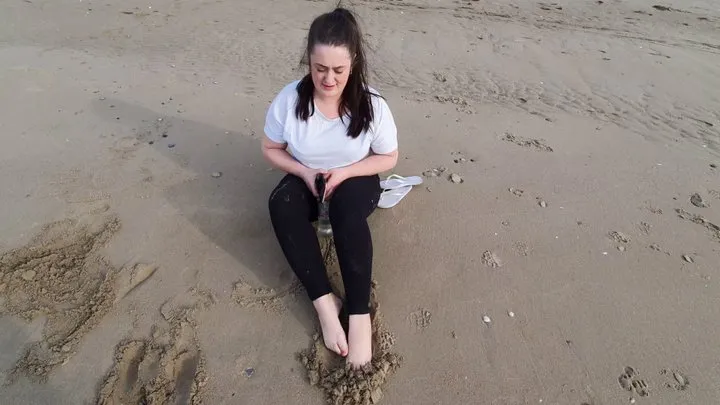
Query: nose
[[323, 71, 335, 84]]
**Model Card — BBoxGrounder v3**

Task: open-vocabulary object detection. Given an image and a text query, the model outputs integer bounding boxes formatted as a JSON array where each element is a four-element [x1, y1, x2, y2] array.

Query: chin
[[319, 87, 336, 96]]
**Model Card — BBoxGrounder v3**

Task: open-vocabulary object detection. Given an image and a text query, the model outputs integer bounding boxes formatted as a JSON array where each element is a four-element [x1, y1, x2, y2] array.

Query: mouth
[[321, 83, 335, 90]]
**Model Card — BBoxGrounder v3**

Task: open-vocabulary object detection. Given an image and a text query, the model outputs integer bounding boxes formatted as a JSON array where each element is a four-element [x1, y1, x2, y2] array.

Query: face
[[310, 44, 352, 100]]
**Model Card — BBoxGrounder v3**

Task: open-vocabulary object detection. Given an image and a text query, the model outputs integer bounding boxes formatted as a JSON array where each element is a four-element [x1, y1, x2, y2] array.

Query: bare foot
[[313, 293, 348, 357], [347, 314, 372, 368]]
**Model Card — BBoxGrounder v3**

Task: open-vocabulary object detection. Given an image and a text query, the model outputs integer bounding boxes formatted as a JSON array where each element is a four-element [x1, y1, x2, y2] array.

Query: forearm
[[344, 151, 398, 178], [263, 147, 308, 177]]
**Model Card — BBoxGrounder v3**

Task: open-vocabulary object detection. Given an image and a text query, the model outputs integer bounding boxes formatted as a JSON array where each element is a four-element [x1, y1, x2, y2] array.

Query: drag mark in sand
[[0, 213, 126, 382]]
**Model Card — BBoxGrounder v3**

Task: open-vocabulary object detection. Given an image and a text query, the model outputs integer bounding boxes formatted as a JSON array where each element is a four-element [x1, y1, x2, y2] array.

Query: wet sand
[[1, 0, 720, 403]]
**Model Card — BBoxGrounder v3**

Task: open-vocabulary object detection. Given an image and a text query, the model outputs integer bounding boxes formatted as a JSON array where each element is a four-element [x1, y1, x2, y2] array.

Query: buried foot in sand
[[313, 293, 348, 357], [347, 313, 373, 368]]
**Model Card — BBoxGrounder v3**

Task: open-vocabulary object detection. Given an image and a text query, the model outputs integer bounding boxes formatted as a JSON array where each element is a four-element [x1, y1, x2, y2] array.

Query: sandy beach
[[1, 0, 719, 403]]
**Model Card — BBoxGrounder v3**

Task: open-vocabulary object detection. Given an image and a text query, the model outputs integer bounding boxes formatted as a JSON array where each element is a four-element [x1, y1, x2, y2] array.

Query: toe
[[332, 343, 343, 356], [338, 338, 349, 357]]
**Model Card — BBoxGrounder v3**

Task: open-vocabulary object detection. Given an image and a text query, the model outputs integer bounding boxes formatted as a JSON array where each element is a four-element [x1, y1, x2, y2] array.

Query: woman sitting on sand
[[262, 7, 398, 368]]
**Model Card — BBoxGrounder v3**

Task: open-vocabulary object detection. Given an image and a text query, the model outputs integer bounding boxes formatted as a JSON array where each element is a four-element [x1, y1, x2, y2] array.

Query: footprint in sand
[[609, 231, 631, 244], [231, 278, 303, 313], [638, 222, 652, 235], [649, 243, 671, 256], [482, 250, 502, 268], [509, 187, 524, 197], [676, 209, 720, 243], [409, 308, 432, 329], [451, 151, 475, 164], [513, 241, 530, 256], [660, 368, 690, 391], [618, 366, 649, 397], [501, 132, 554, 152], [96, 310, 208, 405]]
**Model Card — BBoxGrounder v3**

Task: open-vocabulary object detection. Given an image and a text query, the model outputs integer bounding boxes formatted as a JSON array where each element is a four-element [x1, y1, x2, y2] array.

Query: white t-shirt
[[264, 81, 398, 170]]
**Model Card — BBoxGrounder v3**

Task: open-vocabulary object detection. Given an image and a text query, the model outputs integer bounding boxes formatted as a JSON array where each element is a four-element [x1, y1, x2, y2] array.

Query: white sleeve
[[370, 97, 398, 154], [264, 88, 289, 144]]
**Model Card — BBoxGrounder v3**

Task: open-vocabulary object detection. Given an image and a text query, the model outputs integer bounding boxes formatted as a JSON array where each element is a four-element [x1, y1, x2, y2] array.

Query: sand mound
[[96, 309, 207, 405], [298, 331, 402, 405], [0, 213, 122, 382], [297, 236, 403, 405]]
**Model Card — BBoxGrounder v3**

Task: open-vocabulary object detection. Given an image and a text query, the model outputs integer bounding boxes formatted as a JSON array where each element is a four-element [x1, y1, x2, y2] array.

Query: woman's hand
[[299, 167, 327, 198], [323, 167, 351, 200]]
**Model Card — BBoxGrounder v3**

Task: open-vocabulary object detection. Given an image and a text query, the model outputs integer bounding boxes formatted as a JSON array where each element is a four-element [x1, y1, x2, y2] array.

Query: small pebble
[[618, 246, 626, 252], [243, 368, 255, 378], [711, 163, 717, 169], [538, 200, 547, 208], [148, 141, 154, 145], [630, 399, 636, 404], [211, 171, 223, 178], [682, 254, 693, 263], [450, 173, 463, 183], [508, 311, 515, 318], [482, 315, 491, 323], [168, 143, 176, 148]]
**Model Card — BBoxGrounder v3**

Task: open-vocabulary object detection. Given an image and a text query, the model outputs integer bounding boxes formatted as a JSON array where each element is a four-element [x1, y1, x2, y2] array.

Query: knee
[[268, 184, 301, 221]]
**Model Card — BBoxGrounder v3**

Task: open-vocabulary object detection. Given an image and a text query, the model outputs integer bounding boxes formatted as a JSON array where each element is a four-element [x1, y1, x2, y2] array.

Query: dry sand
[[1, 0, 720, 404]]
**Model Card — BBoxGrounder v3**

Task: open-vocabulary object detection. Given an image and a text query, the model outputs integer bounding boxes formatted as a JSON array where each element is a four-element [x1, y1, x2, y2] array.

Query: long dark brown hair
[[295, 7, 375, 139]]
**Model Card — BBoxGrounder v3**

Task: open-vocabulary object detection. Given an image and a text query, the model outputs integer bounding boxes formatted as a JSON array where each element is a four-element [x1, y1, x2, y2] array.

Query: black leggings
[[268, 174, 381, 315]]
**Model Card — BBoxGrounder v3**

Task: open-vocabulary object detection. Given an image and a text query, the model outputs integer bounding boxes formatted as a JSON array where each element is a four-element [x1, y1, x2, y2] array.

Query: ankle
[[313, 293, 340, 314], [348, 313, 371, 327]]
